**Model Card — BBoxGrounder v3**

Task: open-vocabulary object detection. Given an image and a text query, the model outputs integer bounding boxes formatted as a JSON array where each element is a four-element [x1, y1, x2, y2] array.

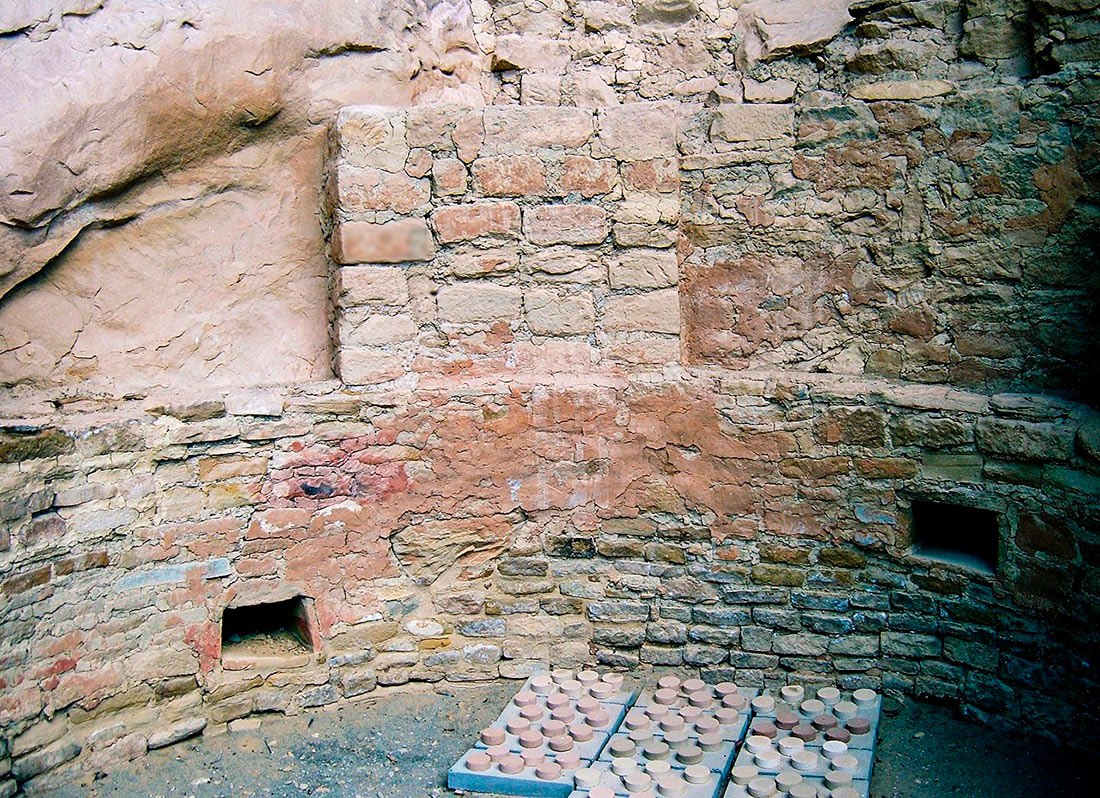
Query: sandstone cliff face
[[0, 0, 480, 402]]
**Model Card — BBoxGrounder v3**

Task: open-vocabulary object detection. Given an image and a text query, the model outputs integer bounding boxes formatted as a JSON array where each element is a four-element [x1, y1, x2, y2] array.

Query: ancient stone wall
[[2, 0, 1100, 793]]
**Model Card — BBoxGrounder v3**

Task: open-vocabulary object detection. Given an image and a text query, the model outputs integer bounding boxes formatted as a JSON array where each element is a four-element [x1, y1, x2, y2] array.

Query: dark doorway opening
[[910, 499, 1000, 573]]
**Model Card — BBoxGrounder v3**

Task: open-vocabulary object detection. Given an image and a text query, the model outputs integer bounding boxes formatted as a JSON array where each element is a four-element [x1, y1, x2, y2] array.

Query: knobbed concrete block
[[710, 103, 794, 142], [332, 219, 436, 264]]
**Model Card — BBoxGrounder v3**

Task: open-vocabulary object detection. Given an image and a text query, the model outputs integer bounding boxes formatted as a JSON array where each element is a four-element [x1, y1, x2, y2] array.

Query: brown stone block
[[523, 205, 608, 245], [751, 564, 806, 587], [853, 457, 919, 479], [332, 219, 436, 264], [432, 201, 521, 242], [472, 155, 547, 196], [557, 156, 617, 196], [2, 565, 51, 596], [1016, 512, 1077, 561], [334, 165, 430, 214]]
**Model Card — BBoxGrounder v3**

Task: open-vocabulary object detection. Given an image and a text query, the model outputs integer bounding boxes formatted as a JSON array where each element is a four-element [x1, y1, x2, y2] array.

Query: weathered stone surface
[[437, 284, 522, 325], [523, 205, 608, 245], [975, 418, 1076, 462], [11, 740, 80, 781], [594, 103, 678, 160], [603, 289, 680, 334], [432, 202, 521, 242], [525, 291, 596, 336], [711, 104, 794, 142], [609, 249, 679, 289], [332, 219, 436, 265], [738, 0, 852, 63]]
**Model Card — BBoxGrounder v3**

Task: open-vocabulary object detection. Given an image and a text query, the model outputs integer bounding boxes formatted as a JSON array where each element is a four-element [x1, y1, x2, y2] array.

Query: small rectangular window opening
[[221, 596, 315, 658], [910, 500, 1000, 573]]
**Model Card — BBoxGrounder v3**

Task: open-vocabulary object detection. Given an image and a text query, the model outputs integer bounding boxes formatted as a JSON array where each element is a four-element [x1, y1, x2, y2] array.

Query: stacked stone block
[[327, 102, 683, 385]]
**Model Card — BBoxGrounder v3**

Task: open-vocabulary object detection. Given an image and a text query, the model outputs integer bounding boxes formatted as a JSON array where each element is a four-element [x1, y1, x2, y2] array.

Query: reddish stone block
[[334, 165, 430, 214], [432, 201, 521, 242], [2, 564, 51, 596], [557, 156, 617, 197], [1016, 512, 1077, 561], [431, 157, 467, 196], [622, 158, 679, 192], [523, 205, 607, 245], [472, 155, 547, 196], [332, 219, 436, 264]]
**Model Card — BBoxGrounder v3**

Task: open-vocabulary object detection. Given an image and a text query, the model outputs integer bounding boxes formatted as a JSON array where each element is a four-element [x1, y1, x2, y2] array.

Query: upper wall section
[[325, 103, 683, 383]]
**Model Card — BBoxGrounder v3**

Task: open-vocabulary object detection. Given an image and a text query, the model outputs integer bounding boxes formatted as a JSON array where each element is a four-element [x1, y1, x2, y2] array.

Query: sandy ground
[[50, 681, 1091, 797]]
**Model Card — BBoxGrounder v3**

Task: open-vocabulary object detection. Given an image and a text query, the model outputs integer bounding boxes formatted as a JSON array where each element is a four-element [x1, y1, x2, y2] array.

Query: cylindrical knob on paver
[[813, 713, 838, 731], [778, 736, 804, 757], [551, 668, 572, 684], [658, 675, 682, 691], [644, 760, 671, 778], [610, 737, 636, 758], [562, 679, 584, 698], [847, 717, 871, 736], [577, 696, 600, 715], [754, 749, 781, 770], [624, 771, 653, 792], [774, 710, 799, 730], [603, 673, 625, 687], [531, 674, 553, 694], [521, 749, 544, 768], [826, 726, 852, 744], [557, 752, 582, 771], [789, 783, 817, 798], [825, 770, 854, 790], [569, 722, 594, 742], [575, 767, 602, 788], [688, 690, 713, 708], [715, 682, 738, 698], [675, 744, 703, 765], [536, 762, 562, 781], [514, 690, 537, 707], [731, 765, 757, 786], [625, 711, 650, 730], [663, 729, 689, 750], [853, 688, 877, 707], [684, 764, 710, 785], [791, 723, 817, 742], [466, 751, 491, 772], [696, 716, 720, 735], [487, 744, 510, 762], [586, 708, 611, 728], [520, 705, 543, 721], [499, 754, 524, 774], [791, 750, 818, 772], [542, 720, 567, 738], [654, 688, 678, 705], [612, 757, 638, 776], [577, 670, 600, 686], [551, 706, 576, 724], [546, 692, 569, 710], [780, 685, 804, 703], [656, 773, 687, 797], [698, 732, 723, 752], [679, 706, 702, 723], [660, 714, 685, 733], [590, 788, 616, 798], [480, 727, 506, 746], [723, 693, 748, 711], [800, 699, 825, 718], [644, 704, 670, 720], [822, 740, 848, 760], [506, 717, 529, 735], [751, 719, 778, 739], [682, 678, 706, 695], [519, 729, 543, 749], [549, 734, 573, 752], [833, 754, 859, 774], [715, 707, 740, 726], [746, 734, 771, 754], [642, 740, 670, 760], [629, 727, 653, 744], [834, 700, 858, 720], [817, 686, 841, 706], [747, 776, 778, 797], [831, 789, 860, 798], [752, 695, 775, 714], [591, 682, 615, 700], [775, 771, 801, 792]]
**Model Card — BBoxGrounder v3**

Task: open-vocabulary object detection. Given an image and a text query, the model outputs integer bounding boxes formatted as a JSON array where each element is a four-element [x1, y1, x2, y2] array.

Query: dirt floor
[[50, 680, 1091, 798]]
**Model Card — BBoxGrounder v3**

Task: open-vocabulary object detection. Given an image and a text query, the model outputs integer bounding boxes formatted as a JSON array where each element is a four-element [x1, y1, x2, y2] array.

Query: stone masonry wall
[[1, 373, 1099, 791], [2, 0, 1100, 794]]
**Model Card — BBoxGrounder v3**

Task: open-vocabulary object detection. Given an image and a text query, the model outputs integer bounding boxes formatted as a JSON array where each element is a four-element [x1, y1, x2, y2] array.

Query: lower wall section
[[1, 369, 1098, 790]]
